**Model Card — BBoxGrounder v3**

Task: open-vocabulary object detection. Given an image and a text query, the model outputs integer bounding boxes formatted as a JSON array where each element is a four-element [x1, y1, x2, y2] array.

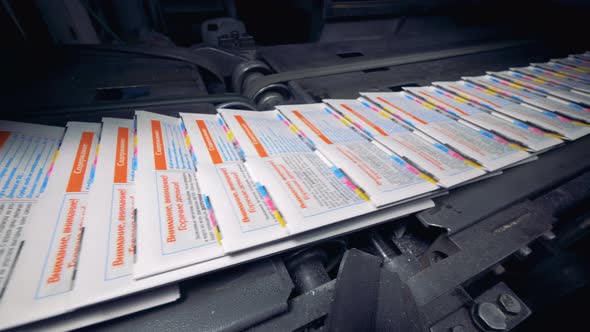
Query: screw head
[[498, 293, 522, 315], [473, 302, 507, 331]]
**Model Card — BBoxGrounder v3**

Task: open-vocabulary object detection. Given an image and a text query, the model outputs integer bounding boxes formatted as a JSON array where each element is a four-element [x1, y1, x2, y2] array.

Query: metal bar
[[245, 40, 532, 98]]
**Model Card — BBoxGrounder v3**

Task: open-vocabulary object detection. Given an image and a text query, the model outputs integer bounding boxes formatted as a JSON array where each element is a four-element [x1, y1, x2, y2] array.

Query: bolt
[[542, 230, 556, 241], [450, 325, 469, 332], [492, 264, 506, 275], [498, 293, 522, 315], [473, 302, 507, 331], [515, 246, 532, 259]]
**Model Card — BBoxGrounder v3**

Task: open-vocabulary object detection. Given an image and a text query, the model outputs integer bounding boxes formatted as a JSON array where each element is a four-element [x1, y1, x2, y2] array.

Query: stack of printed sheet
[[1, 51, 589, 330]]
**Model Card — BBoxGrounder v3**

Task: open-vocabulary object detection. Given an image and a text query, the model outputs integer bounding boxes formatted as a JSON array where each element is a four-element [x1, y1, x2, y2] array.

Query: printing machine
[[2, 0, 590, 330]]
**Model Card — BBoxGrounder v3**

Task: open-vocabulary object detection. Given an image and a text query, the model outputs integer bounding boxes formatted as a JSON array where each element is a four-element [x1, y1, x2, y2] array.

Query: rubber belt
[[246, 40, 532, 98]]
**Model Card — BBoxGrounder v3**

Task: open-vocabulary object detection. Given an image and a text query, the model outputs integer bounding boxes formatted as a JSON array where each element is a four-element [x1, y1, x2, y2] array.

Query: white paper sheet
[[217, 108, 377, 234], [276, 103, 439, 207], [0, 121, 64, 294], [418, 83, 563, 151], [493, 70, 590, 108], [15, 285, 180, 332], [134, 111, 224, 279], [180, 112, 288, 253], [553, 56, 590, 70], [532, 62, 590, 83], [463, 75, 590, 140], [71, 118, 184, 311], [361, 92, 531, 171], [323, 99, 486, 188], [512, 66, 590, 95], [0, 122, 100, 330]]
